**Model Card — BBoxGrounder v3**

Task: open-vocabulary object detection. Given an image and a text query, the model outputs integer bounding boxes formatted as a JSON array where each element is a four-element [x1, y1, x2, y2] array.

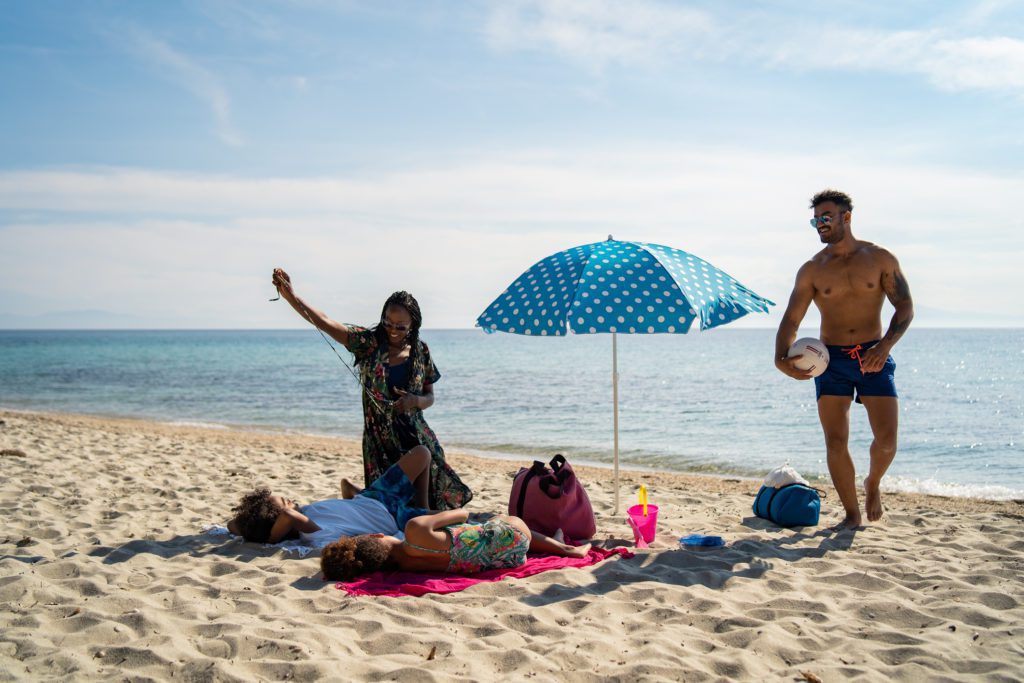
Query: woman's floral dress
[[345, 326, 472, 510]]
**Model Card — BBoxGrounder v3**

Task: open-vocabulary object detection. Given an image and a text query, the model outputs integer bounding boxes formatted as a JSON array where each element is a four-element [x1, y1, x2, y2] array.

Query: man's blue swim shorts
[[814, 339, 897, 404], [358, 462, 430, 528]]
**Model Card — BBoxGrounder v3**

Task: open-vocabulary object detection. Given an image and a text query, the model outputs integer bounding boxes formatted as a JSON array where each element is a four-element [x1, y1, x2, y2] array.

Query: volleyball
[[787, 337, 830, 377]]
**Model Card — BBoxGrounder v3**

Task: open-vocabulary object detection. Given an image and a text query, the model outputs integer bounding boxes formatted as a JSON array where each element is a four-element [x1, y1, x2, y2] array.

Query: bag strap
[[538, 473, 564, 499], [754, 485, 770, 512], [771, 482, 826, 496], [764, 485, 784, 519], [541, 454, 572, 498], [514, 461, 547, 518]]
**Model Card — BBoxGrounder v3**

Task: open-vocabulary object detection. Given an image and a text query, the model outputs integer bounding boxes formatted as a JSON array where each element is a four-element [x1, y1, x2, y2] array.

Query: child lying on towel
[[227, 446, 434, 546], [321, 511, 591, 579]]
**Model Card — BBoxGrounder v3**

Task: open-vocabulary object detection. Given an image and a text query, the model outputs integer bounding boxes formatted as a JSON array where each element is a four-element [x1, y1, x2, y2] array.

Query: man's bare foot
[[339, 478, 360, 499], [565, 542, 591, 558], [864, 476, 884, 522], [831, 514, 863, 531]]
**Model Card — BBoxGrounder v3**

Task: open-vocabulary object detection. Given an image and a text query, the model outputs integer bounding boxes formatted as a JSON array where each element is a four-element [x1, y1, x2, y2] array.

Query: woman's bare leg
[[502, 515, 591, 558], [397, 446, 431, 509], [339, 479, 362, 499], [529, 531, 591, 558]]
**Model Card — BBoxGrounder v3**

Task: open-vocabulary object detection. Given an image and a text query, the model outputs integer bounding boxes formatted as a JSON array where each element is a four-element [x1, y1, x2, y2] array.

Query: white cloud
[[485, 0, 712, 69], [484, 2, 1024, 98], [926, 36, 1024, 91], [769, 29, 1024, 96], [961, 0, 1019, 27], [123, 28, 244, 146], [0, 146, 1021, 328]]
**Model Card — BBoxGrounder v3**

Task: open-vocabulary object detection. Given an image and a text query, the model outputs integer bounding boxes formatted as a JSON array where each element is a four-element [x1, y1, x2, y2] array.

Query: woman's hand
[[393, 388, 420, 413], [268, 268, 352, 346], [271, 268, 294, 299]]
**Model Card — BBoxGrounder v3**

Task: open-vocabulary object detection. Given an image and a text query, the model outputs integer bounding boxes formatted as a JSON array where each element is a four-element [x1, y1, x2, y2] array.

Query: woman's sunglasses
[[381, 319, 411, 332]]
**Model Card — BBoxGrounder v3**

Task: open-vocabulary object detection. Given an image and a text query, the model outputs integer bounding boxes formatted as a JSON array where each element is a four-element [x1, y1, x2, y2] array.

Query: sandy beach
[[1, 409, 1022, 681]]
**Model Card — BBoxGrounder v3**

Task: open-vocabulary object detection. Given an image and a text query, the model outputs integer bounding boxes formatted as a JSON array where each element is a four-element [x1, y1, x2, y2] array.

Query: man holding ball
[[775, 189, 914, 529]]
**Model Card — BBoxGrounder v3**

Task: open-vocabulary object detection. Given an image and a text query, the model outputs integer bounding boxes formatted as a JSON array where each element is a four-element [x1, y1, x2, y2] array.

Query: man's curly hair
[[321, 536, 391, 581], [231, 488, 283, 543], [810, 189, 853, 213]]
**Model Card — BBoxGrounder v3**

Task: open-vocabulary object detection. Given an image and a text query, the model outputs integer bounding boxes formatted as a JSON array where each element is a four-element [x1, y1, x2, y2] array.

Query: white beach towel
[[200, 522, 317, 556]]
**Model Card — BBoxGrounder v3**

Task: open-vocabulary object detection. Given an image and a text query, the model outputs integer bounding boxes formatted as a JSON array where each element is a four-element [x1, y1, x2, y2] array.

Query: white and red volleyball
[[787, 337, 830, 378]]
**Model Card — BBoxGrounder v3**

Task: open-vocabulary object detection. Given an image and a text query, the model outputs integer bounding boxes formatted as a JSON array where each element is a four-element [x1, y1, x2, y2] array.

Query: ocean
[[1, 328, 1021, 500]]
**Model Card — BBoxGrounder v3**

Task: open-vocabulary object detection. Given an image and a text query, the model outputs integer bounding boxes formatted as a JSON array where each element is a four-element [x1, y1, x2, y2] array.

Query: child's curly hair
[[231, 488, 283, 543], [321, 536, 391, 581]]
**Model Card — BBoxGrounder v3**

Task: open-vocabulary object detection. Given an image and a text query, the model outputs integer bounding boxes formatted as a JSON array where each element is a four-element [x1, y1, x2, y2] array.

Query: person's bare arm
[[403, 509, 469, 550], [775, 262, 816, 380], [271, 268, 352, 347], [393, 381, 435, 414], [418, 381, 435, 410], [267, 507, 321, 544], [862, 251, 914, 372]]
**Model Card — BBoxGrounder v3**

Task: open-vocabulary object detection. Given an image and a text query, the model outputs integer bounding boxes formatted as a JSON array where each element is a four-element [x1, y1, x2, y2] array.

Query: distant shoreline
[[3, 407, 1020, 513], [2, 328, 1021, 501]]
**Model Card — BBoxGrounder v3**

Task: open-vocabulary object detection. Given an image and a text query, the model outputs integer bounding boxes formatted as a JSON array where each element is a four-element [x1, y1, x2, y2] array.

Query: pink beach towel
[[335, 547, 633, 597]]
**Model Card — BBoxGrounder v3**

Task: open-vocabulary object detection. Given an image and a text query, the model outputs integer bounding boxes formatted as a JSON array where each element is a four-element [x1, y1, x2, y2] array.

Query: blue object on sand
[[680, 534, 725, 547]]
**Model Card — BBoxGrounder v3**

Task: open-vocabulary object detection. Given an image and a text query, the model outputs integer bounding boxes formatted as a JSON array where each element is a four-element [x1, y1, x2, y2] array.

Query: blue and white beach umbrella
[[476, 237, 774, 513]]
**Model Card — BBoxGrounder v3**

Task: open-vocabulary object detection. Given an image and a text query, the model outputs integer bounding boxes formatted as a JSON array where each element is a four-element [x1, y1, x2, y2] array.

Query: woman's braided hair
[[367, 291, 422, 365]]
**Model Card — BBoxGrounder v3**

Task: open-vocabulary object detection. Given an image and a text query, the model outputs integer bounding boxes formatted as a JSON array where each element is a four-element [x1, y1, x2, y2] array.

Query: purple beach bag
[[508, 454, 596, 541]]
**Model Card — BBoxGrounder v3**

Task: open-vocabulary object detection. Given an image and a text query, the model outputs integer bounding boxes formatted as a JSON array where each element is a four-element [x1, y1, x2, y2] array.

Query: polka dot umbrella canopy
[[475, 237, 774, 512]]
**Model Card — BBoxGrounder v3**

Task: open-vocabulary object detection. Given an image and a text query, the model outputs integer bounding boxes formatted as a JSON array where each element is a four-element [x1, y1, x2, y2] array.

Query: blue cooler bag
[[753, 483, 821, 527]]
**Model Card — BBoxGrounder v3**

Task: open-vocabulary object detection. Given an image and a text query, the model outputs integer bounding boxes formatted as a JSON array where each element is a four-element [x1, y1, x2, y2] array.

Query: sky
[[1, 0, 1022, 330]]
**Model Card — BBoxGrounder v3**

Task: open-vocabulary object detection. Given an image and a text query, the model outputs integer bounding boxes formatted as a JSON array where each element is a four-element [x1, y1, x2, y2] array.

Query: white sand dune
[[1, 410, 1022, 681]]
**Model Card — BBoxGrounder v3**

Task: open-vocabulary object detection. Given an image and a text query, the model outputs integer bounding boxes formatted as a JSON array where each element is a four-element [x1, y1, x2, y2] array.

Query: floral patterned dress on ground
[[344, 325, 472, 510]]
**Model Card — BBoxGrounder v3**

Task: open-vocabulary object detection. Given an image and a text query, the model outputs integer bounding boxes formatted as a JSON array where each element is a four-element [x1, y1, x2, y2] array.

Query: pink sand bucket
[[627, 486, 658, 546]]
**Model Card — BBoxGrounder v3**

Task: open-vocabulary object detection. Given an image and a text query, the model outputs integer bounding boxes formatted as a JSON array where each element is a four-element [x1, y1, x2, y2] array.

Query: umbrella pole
[[612, 331, 620, 515]]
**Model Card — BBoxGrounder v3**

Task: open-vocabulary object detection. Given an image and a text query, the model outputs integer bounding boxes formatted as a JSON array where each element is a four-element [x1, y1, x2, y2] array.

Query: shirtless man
[[775, 189, 914, 529]]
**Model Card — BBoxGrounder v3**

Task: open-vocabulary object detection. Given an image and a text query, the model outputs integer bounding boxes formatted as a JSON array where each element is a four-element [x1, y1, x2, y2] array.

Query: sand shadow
[[289, 575, 332, 591], [0, 553, 48, 564], [734, 516, 859, 559], [94, 532, 306, 565], [521, 523, 856, 607]]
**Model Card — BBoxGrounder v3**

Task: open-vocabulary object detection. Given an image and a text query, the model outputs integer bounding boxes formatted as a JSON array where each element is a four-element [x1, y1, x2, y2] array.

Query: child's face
[[269, 494, 296, 511]]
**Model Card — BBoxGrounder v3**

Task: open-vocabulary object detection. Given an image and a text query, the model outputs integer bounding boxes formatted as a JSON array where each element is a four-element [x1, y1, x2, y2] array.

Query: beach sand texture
[[2, 410, 1023, 682]]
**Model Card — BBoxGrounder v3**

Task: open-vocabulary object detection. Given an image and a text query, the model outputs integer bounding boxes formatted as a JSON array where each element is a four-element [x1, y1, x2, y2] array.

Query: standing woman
[[271, 268, 472, 510]]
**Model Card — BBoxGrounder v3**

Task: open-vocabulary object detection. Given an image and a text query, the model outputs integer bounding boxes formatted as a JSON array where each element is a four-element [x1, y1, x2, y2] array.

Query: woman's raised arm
[[272, 268, 352, 347]]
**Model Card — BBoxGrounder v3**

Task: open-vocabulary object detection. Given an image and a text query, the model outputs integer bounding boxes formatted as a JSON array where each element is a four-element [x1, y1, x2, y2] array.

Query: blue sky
[[1, 0, 1022, 329]]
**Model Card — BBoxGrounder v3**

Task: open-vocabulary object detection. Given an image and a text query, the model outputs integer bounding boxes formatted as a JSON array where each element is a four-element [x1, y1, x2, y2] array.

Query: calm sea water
[[1, 329, 1021, 500]]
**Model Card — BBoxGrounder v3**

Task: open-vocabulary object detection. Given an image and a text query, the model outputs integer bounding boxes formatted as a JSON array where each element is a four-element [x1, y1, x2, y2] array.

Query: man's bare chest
[[812, 256, 883, 301]]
